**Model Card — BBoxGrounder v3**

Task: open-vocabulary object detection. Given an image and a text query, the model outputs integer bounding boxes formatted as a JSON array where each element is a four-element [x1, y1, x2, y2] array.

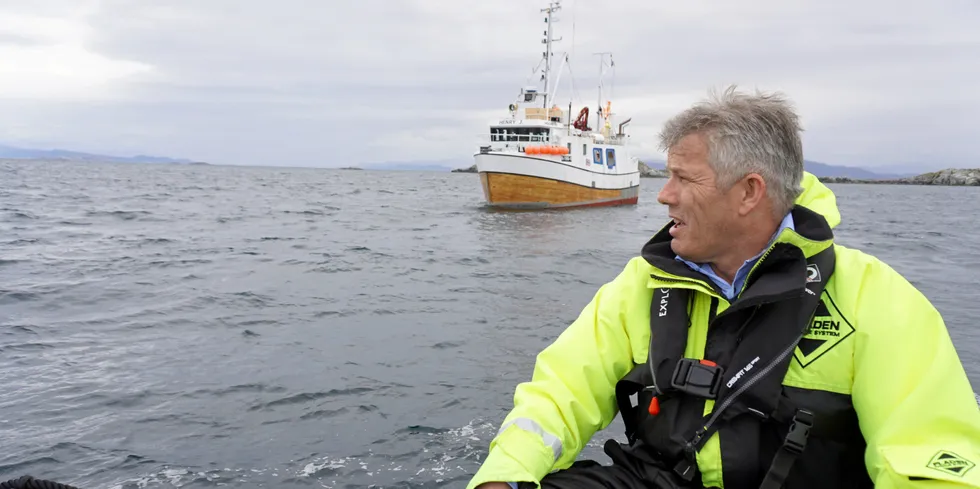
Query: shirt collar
[[674, 212, 796, 299]]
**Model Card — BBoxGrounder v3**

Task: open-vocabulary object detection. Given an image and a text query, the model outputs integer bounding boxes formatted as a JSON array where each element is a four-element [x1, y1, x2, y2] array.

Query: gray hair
[[658, 85, 805, 218]]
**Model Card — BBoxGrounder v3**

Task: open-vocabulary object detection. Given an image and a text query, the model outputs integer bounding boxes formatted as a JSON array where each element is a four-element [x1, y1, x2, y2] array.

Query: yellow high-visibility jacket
[[468, 172, 980, 489]]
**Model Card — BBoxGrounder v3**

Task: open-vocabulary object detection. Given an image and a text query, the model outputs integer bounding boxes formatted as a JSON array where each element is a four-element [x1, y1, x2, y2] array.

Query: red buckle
[[648, 396, 660, 416]]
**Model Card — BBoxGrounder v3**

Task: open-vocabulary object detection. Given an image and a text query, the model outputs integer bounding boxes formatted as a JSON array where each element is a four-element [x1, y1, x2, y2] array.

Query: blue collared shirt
[[674, 213, 795, 300]]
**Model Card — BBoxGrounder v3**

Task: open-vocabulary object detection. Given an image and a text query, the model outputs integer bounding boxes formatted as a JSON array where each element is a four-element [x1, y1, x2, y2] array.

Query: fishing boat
[[473, 0, 640, 210]]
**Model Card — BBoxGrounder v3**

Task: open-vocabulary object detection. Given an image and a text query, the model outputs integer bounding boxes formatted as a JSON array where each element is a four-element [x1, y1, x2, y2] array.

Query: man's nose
[[657, 178, 675, 206]]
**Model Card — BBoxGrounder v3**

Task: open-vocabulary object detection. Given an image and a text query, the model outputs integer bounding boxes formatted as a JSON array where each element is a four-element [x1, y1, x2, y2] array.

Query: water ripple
[[0, 160, 976, 488]]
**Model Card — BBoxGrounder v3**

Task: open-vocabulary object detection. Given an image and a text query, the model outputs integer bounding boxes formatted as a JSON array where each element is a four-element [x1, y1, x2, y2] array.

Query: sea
[[1, 159, 978, 488]]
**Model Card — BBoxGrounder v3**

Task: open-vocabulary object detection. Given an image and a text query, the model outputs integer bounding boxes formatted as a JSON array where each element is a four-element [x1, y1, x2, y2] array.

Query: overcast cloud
[[0, 0, 977, 170]]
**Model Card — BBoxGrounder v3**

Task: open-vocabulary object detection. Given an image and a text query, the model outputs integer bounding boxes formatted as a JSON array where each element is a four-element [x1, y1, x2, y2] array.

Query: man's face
[[656, 133, 742, 263]]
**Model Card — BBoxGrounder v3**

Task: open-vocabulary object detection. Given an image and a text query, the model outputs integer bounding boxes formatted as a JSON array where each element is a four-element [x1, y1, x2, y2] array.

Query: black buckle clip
[[670, 358, 724, 399], [673, 457, 697, 482], [784, 409, 814, 454]]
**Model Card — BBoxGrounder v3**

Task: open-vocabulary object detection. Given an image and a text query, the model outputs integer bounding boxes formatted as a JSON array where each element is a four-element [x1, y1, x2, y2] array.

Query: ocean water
[[1, 159, 977, 488]]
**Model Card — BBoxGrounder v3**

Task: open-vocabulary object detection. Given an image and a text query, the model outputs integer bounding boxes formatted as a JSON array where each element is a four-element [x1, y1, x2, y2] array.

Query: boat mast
[[593, 52, 612, 130], [541, 1, 562, 109]]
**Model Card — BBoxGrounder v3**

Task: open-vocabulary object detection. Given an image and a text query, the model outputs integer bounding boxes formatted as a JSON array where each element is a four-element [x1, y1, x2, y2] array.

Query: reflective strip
[[497, 417, 563, 462]]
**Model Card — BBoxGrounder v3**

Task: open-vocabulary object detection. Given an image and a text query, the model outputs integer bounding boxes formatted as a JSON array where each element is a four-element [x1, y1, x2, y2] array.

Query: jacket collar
[[641, 205, 835, 304]]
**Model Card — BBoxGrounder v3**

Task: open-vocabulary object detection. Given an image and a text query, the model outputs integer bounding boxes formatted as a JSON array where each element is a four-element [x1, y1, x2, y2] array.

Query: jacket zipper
[[739, 245, 778, 294], [685, 315, 810, 453], [649, 273, 724, 301]]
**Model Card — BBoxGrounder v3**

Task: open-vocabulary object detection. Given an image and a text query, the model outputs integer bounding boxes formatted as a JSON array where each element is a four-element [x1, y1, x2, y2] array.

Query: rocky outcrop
[[818, 168, 980, 186], [901, 168, 980, 186], [452, 164, 478, 173], [639, 161, 668, 178]]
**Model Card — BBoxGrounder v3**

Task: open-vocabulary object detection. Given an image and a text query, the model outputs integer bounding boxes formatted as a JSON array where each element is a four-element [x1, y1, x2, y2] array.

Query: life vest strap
[[758, 409, 814, 489]]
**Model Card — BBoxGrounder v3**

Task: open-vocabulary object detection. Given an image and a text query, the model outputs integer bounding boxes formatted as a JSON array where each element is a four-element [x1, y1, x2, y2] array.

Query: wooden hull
[[479, 172, 639, 209]]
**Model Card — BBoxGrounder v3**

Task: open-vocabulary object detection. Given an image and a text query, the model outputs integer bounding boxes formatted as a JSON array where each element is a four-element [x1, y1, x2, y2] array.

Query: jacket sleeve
[[851, 258, 980, 488], [466, 261, 641, 489]]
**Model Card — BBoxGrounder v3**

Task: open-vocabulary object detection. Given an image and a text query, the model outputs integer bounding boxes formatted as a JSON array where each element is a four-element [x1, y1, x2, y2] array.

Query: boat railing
[[489, 134, 553, 143]]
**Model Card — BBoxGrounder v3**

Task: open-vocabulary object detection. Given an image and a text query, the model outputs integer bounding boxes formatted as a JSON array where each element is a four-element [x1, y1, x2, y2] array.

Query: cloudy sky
[[0, 0, 977, 171]]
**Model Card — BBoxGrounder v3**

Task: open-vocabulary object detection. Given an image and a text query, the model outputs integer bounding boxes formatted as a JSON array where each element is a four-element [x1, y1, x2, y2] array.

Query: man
[[468, 86, 980, 489]]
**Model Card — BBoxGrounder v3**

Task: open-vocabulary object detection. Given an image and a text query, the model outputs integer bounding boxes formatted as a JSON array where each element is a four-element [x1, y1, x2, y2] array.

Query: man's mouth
[[668, 216, 686, 237]]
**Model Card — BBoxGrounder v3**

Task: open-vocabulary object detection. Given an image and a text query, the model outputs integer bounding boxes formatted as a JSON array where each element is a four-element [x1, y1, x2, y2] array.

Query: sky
[[0, 0, 977, 171]]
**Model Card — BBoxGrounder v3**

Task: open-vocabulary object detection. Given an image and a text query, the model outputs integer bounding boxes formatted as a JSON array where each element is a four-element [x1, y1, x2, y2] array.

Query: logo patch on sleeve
[[927, 451, 975, 477], [794, 294, 855, 368]]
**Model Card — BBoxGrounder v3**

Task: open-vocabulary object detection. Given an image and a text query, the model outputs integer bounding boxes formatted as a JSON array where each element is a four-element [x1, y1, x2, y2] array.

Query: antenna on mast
[[592, 52, 613, 129], [541, 1, 562, 109]]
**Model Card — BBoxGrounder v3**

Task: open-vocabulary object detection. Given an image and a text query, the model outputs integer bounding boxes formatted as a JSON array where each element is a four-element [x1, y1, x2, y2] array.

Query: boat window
[[606, 148, 616, 168], [489, 127, 550, 142]]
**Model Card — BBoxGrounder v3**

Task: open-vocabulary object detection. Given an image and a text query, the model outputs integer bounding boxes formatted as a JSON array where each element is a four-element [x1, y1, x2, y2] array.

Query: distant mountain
[[801, 160, 906, 180], [637, 157, 906, 180], [0, 143, 198, 164]]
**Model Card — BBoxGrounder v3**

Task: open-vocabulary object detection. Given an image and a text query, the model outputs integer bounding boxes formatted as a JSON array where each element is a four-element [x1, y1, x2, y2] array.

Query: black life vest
[[613, 240, 873, 489]]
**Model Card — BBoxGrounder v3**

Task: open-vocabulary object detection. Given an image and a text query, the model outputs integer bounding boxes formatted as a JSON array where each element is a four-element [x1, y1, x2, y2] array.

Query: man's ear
[[737, 173, 767, 216]]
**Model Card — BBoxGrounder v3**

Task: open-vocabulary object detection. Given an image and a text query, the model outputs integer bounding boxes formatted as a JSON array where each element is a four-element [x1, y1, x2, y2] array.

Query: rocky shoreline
[[817, 168, 980, 186], [638, 161, 668, 178]]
